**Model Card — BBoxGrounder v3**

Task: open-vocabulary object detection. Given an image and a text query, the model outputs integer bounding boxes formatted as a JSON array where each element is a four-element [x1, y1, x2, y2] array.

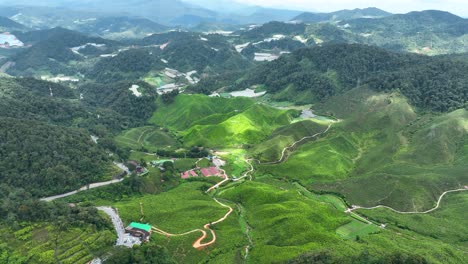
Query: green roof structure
[[129, 222, 152, 232]]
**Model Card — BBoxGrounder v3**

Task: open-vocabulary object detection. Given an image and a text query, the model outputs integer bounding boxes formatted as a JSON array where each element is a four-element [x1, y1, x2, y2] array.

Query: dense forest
[[230, 44, 467, 111], [0, 118, 110, 196], [0, 76, 159, 198]]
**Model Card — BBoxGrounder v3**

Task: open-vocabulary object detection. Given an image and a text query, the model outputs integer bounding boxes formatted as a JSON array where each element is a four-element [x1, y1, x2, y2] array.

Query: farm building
[[150, 160, 174, 167], [181, 170, 198, 179], [125, 222, 152, 242]]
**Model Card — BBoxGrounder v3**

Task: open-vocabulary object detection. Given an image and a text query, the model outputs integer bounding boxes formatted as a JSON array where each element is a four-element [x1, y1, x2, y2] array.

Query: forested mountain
[[0, 75, 160, 197], [0, 16, 27, 31], [0, 78, 107, 196], [228, 44, 467, 111], [338, 10, 468, 54], [341, 10, 468, 36], [74, 16, 169, 39], [293, 7, 392, 23], [8, 28, 118, 75], [238, 21, 306, 41]]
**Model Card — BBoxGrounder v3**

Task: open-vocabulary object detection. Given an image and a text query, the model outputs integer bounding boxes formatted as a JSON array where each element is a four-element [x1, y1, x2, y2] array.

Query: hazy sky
[[233, 0, 468, 16]]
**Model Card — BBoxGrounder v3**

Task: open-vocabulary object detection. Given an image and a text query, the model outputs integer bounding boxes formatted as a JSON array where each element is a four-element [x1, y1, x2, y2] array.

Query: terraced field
[[0, 224, 114, 264], [115, 126, 179, 151]]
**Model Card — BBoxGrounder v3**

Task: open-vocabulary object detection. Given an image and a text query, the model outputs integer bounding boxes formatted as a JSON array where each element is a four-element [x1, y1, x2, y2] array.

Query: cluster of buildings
[[181, 166, 225, 179]]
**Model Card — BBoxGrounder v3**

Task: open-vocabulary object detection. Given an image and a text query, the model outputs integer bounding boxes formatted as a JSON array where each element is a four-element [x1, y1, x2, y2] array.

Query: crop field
[[0, 224, 114, 264], [357, 192, 468, 248], [150, 94, 255, 131], [214, 148, 249, 177], [258, 132, 359, 185], [182, 104, 296, 147], [143, 71, 171, 87], [115, 126, 179, 151], [112, 182, 227, 231], [218, 181, 350, 263], [336, 220, 380, 240], [251, 120, 329, 162], [109, 182, 245, 263]]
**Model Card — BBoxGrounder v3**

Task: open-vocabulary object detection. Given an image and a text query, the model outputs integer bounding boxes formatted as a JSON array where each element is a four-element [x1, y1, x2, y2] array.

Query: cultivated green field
[[216, 179, 466, 263], [110, 182, 246, 263], [250, 120, 329, 162], [115, 126, 179, 151], [357, 191, 468, 249], [150, 94, 255, 131], [182, 104, 297, 147], [0, 223, 114, 264]]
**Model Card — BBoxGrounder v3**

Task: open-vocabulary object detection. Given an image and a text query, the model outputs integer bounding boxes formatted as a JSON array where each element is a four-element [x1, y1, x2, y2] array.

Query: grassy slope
[[109, 182, 245, 263], [256, 87, 467, 211], [150, 94, 255, 131], [217, 180, 466, 263], [115, 126, 179, 151], [358, 191, 468, 249], [182, 104, 296, 147], [250, 120, 329, 162], [150, 94, 298, 148]]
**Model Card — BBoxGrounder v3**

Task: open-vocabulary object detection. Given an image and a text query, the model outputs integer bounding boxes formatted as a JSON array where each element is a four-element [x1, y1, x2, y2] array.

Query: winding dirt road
[[260, 124, 332, 165], [151, 198, 233, 249], [347, 186, 468, 214]]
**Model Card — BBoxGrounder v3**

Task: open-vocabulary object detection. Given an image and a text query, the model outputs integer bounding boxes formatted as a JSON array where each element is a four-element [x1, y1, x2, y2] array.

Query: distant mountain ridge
[[293, 7, 392, 22]]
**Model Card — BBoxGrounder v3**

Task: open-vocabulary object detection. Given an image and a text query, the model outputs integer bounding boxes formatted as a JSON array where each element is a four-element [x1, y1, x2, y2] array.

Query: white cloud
[[233, 0, 468, 16]]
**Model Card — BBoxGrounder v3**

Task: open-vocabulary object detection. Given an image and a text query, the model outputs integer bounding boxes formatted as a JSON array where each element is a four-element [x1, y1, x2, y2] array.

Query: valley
[[0, 2, 467, 264]]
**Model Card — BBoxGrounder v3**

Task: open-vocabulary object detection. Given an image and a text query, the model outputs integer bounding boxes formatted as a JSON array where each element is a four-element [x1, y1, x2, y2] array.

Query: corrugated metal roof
[[129, 222, 151, 232]]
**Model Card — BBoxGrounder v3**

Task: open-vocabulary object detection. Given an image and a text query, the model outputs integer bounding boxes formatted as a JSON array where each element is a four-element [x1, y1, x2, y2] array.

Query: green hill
[[182, 104, 297, 147], [307, 88, 467, 211], [219, 180, 466, 263], [251, 120, 328, 162], [150, 94, 255, 131], [151, 94, 297, 147]]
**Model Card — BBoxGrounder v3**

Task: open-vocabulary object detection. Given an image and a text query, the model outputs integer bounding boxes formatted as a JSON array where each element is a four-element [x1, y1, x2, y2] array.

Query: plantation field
[[115, 126, 179, 151], [250, 120, 329, 162], [110, 182, 246, 263], [150, 94, 255, 131], [357, 191, 468, 248], [258, 130, 359, 185], [182, 104, 297, 147], [218, 181, 349, 263], [143, 71, 171, 87], [212, 148, 249, 178], [301, 88, 468, 211], [0, 224, 114, 264], [216, 179, 466, 263], [336, 220, 380, 240]]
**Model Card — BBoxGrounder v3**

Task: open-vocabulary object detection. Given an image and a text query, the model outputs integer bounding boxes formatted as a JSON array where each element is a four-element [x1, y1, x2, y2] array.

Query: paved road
[[40, 179, 124, 202], [97, 206, 141, 248], [40, 163, 129, 201]]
